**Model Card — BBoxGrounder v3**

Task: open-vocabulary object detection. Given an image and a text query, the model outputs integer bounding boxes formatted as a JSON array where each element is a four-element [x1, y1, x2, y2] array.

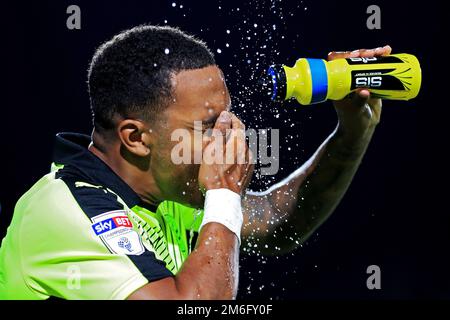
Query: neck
[[88, 129, 162, 208]]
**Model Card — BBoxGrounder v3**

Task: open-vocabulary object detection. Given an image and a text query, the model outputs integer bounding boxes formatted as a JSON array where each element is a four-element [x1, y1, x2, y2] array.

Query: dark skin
[[89, 45, 392, 299]]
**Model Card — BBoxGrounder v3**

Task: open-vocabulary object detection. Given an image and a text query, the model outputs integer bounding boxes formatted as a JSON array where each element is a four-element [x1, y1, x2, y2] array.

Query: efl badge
[[91, 210, 144, 255]]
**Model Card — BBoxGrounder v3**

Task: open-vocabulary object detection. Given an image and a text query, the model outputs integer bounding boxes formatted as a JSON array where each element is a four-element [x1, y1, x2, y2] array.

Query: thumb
[[214, 111, 232, 135], [351, 89, 370, 108]]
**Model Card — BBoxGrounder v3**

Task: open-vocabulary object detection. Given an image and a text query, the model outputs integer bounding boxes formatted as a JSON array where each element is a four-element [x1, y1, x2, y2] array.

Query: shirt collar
[[52, 132, 158, 212]]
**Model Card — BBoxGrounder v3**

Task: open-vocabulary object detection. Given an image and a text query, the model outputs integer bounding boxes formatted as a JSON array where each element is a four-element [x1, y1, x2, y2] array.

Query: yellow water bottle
[[265, 53, 421, 105]]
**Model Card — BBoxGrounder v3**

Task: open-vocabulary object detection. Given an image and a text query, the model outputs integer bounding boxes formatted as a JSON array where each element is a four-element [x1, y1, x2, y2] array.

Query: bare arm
[[242, 123, 375, 254], [242, 46, 392, 255], [128, 222, 239, 299]]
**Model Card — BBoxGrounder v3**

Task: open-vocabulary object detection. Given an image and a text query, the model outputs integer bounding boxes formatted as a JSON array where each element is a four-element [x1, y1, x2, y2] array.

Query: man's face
[[149, 65, 232, 207]]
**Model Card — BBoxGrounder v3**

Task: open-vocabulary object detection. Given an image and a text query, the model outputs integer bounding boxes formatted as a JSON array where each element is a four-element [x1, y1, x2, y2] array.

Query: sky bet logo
[[92, 216, 132, 235]]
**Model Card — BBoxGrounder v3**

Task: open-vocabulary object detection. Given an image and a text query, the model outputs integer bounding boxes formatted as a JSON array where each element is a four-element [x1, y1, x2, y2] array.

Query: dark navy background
[[1, 0, 447, 299]]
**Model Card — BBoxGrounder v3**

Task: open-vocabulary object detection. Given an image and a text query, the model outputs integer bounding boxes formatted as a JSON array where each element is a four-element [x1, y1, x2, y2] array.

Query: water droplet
[[171, 2, 176, 7], [217, 48, 222, 54], [226, 29, 231, 34], [164, 48, 170, 54]]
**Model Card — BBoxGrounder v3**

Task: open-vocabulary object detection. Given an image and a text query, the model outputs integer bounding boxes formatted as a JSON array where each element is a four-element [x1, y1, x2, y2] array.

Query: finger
[[225, 127, 247, 164], [230, 113, 245, 131], [381, 45, 392, 56], [329, 46, 393, 61], [214, 111, 232, 135], [359, 48, 377, 58], [328, 49, 376, 60], [352, 88, 370, 106], [327, 50, 357, 61], [246, 147, 254, 165], [374, 46, 384, 56], [228, 114, 246, 154], [358, 89, 371, 99]]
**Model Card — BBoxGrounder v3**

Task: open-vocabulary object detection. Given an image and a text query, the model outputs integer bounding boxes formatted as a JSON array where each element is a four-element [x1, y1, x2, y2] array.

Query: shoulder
[[58, 176, 124, 219], [14, 171, 125, 242]]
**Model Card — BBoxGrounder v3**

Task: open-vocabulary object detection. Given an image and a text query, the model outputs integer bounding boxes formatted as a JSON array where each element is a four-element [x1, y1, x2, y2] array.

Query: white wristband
[[199, 188, 243, 245]]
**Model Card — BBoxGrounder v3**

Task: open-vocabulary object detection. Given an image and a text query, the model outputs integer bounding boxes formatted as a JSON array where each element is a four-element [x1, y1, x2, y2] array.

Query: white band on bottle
[[199, 188, 243, 245]]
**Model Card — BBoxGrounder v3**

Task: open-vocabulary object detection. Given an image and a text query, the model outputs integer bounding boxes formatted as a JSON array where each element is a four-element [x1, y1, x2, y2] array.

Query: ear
[[117, 119, 153, 157]]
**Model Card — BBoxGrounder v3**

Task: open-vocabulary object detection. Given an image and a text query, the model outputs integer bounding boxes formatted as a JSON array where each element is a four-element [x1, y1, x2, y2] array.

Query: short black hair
[[88, 25, 215, 131]]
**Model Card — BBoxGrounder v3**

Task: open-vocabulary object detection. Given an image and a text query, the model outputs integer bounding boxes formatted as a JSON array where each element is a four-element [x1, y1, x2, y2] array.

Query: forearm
[[129, 222, 239, 300], [243, 123, 376, 254], [174, 222, 239, 299], [289, 123, 377, 239]]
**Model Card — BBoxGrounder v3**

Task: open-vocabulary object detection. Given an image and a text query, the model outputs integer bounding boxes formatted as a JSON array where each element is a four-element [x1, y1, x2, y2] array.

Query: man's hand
[[328, 45, 392, 144], [198, 111, 254, 195]]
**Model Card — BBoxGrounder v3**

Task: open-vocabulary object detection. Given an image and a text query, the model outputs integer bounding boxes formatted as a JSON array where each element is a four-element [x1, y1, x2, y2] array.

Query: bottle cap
[[264, 64, 287, 101]]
